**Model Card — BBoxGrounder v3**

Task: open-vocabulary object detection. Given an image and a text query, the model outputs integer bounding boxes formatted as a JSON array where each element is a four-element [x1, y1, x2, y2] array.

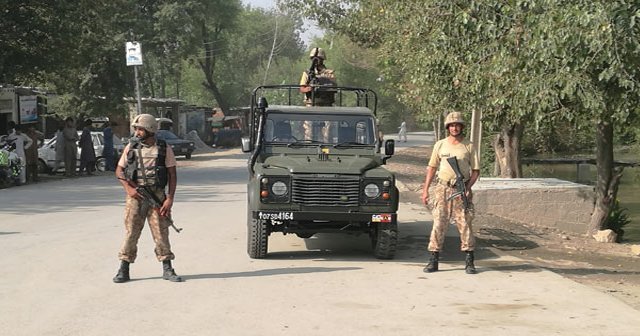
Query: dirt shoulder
[[387, 145, 640, 310]]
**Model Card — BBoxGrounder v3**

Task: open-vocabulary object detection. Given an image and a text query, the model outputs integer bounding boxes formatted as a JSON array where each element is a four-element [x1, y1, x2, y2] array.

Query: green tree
[[281, 0, 640, 234]]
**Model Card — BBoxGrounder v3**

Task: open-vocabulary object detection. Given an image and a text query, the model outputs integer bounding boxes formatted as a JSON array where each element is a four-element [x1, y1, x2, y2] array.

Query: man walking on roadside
[[63, 117, 78, 177], [421, 111, 480, 274], [112, 114, 182, 283], [25, 124, 44, 183], [398, 120, 407, 142], [79, 119, 96, 175]]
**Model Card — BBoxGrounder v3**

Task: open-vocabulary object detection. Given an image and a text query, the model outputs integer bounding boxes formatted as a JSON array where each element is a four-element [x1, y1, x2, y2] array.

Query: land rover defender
[[243, 85, 399, 259]]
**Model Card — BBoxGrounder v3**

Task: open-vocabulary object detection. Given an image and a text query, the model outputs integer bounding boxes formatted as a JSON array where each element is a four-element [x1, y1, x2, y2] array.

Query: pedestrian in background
[[421, 111, 480, 274], [5, 122, 32, 185], [24, 124, 44, 183], [102, 121, 115, 171], [398, 121, 407, 142], [63, 117, 78, 177], [79, 118, 96, 175], [52, 123, 65, 174]]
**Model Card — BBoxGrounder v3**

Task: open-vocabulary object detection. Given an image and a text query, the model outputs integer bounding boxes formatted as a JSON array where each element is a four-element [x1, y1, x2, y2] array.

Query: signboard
[[19, 95, 38, 123], [125, 41, 143, 66], [0, 88, 16, 114]]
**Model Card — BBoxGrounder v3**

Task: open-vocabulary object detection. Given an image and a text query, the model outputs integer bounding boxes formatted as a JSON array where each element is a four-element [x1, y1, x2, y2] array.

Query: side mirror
[[384, 139, 395, 156], [241, 136, 252, 153]]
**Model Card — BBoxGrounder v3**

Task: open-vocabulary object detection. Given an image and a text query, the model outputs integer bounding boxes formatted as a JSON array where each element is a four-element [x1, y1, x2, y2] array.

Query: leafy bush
[[605, 200, 631, 243]]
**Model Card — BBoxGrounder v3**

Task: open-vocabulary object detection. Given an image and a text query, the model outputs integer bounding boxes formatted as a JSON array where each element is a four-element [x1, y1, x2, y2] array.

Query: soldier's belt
[[437, 178, 465, 188]]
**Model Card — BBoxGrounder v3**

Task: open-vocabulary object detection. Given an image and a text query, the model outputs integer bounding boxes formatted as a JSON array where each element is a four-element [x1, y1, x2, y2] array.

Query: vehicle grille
[[292, 174, 360, 206]]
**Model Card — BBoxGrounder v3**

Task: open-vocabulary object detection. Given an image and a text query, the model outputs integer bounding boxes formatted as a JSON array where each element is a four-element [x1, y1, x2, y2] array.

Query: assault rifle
[[446, 157, 470, 210], [306, 49, 320, 85], [136, 186, 183, 233]]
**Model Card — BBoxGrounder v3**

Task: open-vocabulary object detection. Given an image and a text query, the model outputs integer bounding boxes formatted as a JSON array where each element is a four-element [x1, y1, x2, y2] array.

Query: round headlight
[[364, 183, 380, 198], [271, 181, 288, 196]]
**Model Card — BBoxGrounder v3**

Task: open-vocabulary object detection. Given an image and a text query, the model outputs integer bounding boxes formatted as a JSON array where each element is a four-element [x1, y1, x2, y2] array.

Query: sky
[[241, 0, 323, 46]]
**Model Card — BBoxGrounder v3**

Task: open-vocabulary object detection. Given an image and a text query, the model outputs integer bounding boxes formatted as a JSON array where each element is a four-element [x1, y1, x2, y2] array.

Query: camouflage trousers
[[118, 190, 175, 263], [428, 183, 475, 252]]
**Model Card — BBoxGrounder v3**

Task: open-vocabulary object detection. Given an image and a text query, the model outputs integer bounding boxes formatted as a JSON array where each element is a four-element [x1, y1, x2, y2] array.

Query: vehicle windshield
[[157, 130, 179, 140], [263, 112, 376, 146]]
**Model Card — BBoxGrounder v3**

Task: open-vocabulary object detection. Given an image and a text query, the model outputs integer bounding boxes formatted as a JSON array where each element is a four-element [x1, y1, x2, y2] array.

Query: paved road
[[1, 147, 639, 335]]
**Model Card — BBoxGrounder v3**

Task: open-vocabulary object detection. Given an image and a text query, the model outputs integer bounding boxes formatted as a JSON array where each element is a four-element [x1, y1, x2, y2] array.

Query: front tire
[[247, 211, 269, 258], [185, 153, 192, 159], [372, 221, 398, 259]]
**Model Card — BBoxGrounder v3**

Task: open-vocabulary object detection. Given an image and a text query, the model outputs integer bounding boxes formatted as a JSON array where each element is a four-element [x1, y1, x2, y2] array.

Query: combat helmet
[[309, 47, 326, 60], [444, 111, 465, 128], [131, 114, 158, 133]]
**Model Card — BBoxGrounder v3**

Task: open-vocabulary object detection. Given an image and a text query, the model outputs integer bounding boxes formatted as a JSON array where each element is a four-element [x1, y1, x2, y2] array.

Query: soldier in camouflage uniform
[[112, 114, 183, 283], [421, 112, 480, 274], [299, 47, 337, 107], [299, 47, 337, 141]]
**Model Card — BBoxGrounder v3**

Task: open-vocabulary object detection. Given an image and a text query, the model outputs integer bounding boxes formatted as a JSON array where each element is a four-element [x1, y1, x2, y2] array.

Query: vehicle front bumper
[[250, 210, 396, 223]]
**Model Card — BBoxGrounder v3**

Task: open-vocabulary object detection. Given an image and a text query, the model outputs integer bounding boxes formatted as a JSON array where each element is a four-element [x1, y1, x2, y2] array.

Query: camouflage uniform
[[113, 113, 182, 283], [119, 187, 174, 262], [428, 183, 475, 252], [426, 123, 479, 253], [299, 68, 337, 107], [116, 141, 177, 263]]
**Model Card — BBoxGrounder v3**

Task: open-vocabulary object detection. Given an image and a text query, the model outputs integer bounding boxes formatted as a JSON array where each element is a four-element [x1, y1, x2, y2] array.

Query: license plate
[[258, 211, 294, 221], [181, 148, 188, 153], [372, 214, 392, 223]]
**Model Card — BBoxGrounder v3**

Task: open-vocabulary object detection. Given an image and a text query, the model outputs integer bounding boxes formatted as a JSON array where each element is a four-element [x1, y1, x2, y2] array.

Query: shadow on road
[[131, 266, 362, 282]]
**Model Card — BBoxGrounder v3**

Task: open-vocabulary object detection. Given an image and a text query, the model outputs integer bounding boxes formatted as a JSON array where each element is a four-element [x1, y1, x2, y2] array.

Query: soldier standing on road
[[421, 111, 480, 274], [112, 114, 182, 283]]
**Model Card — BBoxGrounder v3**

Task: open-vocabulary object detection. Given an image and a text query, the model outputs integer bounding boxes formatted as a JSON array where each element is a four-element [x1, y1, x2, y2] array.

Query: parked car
[[156, 130, 195, 159], [38, 131, 125, 173]]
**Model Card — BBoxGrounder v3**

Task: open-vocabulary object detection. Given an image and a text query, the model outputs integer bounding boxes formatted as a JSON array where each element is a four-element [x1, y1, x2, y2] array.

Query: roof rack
[[250, 85, 377, 114]]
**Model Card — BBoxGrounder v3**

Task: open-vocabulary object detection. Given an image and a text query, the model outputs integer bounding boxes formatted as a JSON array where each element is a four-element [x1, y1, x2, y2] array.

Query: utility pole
[[470, 109, 482, 158], [126, 40, 143, 115]]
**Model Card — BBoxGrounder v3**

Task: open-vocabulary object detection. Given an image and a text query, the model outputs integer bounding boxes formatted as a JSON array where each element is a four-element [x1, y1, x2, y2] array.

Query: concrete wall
[[473, 178, 595, 234]]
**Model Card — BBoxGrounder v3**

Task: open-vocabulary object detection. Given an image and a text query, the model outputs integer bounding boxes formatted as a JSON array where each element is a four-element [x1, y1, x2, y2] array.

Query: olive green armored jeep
[[242, 85, 399, 259]]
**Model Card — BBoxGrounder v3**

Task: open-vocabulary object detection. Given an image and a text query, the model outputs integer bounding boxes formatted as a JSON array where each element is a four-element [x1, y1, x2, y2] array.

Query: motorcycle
[[0, 137, 22, 187]]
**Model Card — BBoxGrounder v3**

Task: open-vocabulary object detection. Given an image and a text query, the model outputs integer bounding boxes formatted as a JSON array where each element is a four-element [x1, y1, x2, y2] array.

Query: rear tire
[[247, 211, 268, 258], [372, 221, 398, 259], [95, 157, 106, 172], [37, 159, 50, 174]]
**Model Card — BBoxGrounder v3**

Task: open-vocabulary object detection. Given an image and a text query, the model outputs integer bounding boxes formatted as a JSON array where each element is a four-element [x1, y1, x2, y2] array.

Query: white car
[[38, 131, 124, 173]]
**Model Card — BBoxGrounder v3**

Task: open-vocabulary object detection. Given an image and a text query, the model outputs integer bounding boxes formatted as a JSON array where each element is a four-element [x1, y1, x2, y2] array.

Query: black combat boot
[[113, 260, 130, 283], [423, 252, 439, 273], [465, 251, 477, 274], [162, 260, 183, 282]]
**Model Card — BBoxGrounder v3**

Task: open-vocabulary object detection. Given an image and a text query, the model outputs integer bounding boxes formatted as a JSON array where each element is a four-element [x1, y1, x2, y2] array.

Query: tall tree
[[281, 0, 640, 234]]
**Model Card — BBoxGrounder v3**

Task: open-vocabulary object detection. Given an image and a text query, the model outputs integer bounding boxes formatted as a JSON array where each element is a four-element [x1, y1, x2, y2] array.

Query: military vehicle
[[242, 85, 399, 259]]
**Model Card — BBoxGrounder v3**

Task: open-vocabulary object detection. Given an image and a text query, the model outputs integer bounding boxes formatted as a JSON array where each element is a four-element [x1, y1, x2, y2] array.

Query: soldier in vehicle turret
[[299, 47, 337, 107], [299, 47, 338, 141]]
